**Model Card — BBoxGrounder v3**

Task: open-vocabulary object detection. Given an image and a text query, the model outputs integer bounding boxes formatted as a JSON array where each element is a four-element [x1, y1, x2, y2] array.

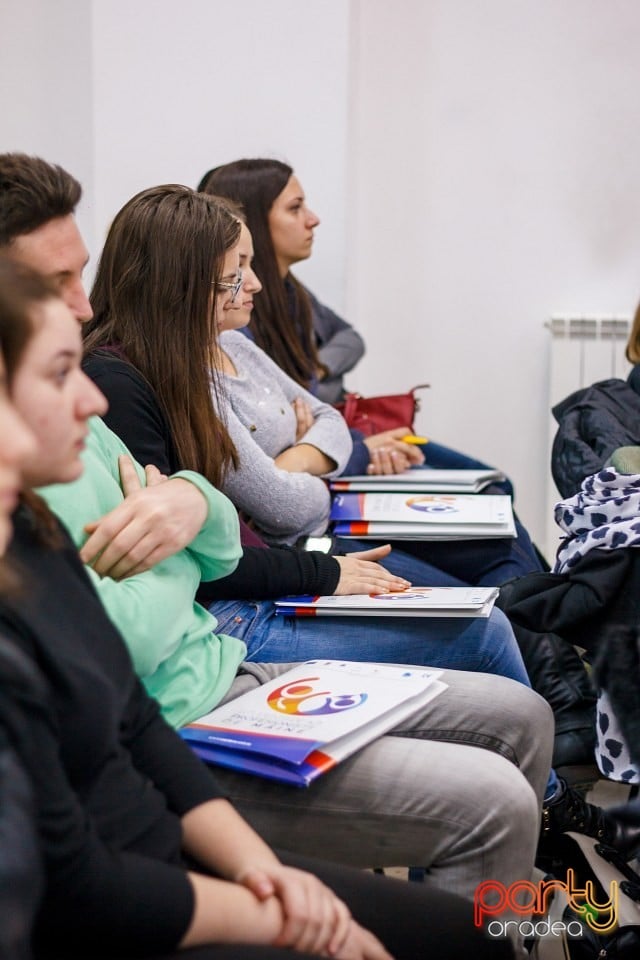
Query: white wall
[[3, 0, 640, 552], [0, 0, 95, 251], [90, 0, 350, 298], [348, 0, 640, 550]]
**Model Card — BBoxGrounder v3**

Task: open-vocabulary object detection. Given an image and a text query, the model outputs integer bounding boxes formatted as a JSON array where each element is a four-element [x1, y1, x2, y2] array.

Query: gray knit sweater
[[215, 331, 352, 544]]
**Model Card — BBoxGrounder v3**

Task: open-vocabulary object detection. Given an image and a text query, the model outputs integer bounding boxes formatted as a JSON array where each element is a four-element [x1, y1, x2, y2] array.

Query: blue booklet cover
[[180, 660, 445, 787]]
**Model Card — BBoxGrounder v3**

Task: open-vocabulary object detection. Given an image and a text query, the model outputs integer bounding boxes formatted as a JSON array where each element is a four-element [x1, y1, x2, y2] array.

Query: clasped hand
[[80, 455, 208, 579], [238, 863, 393, 959], [292, 396, 316, 441], [363, 428, 425, 475]]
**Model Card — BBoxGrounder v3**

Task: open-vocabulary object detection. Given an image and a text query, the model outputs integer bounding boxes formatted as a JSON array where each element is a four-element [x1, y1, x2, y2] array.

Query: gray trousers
[[213, 665, 553, 907]]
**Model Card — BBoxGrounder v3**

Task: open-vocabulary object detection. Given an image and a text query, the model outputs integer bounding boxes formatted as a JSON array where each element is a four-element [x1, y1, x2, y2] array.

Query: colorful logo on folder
[[406, 495, 458, 513], [267, 677, 368, 716], [371, 591, 431, 601]]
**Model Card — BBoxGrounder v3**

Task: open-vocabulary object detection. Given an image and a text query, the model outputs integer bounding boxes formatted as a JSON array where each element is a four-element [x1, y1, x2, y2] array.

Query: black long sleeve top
[[0, 637, 44, 960], [83, 351, 341, 602], [0, 506, 226, 956]]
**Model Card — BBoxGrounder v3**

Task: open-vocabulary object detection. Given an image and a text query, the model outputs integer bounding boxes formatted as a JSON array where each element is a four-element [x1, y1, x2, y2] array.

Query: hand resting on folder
[[334, 544, 411, 595]]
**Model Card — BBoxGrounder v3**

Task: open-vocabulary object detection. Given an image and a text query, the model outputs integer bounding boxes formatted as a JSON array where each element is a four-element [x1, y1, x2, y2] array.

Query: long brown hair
[[198, 159, 319, 388], [84, 185, 241, 487], [0, 257, 62, 549]]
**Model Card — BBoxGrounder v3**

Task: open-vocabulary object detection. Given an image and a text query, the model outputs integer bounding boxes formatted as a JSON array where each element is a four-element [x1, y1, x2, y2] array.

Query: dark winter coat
[[551, 366, 640, 498]]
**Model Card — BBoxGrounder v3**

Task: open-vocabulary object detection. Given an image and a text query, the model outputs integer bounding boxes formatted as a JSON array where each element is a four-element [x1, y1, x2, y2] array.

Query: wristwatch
[[301, 535, 334, 554]]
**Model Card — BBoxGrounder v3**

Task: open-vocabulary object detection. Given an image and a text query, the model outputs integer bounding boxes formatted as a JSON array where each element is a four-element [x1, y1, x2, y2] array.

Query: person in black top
[[0, 296, 42, 959]]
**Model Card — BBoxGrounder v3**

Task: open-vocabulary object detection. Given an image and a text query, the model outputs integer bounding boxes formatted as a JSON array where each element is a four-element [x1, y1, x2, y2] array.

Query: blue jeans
[[209, 598, 530, 685], [418, 441, 543, 577], [338, 433, 542, 584]]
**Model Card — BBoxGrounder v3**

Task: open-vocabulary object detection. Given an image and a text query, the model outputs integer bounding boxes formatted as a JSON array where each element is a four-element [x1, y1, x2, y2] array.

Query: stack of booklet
[[330, 491, 516, 540], [274, 586, 499, 619], [331, 467, 506, 494], [181, 660, 446, 787]]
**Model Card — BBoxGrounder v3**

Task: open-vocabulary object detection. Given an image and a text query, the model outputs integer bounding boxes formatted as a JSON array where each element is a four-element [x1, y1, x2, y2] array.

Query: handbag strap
[[409, 383, 430, 397], [410, 383, 430, 414], [341, 393, 362, 421]]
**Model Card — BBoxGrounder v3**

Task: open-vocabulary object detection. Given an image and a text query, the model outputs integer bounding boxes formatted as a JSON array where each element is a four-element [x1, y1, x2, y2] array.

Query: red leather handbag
[[335, 384, 430, 438]]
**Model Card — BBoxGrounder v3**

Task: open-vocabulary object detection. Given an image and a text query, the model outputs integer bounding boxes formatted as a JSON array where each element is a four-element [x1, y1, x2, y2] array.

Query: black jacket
[[499, 548, 640, 769], [551, 366, 640, 498], [0, 506, 226, 956], [0, 638, 45, 960]]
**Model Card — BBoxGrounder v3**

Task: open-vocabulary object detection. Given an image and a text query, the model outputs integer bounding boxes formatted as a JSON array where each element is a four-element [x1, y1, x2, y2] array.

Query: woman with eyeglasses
[[83, 184, 578, 820]]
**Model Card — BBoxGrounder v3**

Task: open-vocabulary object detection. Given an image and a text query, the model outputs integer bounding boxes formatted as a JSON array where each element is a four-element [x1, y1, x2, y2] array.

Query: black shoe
[[600, 801, 640, 862], [552, 726, 597, 769], [540, 780, 615, 845]]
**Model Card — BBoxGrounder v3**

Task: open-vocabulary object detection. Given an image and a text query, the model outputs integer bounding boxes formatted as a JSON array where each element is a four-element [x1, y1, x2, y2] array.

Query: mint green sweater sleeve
[[38, 417, 246, 729], [169, 468, 241, 582]]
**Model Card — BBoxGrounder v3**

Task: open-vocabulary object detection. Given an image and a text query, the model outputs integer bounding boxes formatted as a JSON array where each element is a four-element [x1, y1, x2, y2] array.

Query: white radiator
[[544, 315, 632, 562]]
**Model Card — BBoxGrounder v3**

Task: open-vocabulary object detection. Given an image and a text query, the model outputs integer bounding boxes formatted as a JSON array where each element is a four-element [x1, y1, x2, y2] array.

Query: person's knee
[[446, 671, 554, 772], [485, 606, 516, 645], [446, 756, 539, 865], [439, 668, 549, 725], [482, 673, 554, 736], [500, 679, 555, 775], [508, 681, 555, 747], [498, 775, 540, 833]]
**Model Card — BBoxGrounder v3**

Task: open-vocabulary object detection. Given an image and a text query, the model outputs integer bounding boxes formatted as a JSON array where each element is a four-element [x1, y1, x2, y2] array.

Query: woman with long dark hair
[[197, 159, 509, 477], [83, 185, 530, 677], [200, 160, 330, 397]]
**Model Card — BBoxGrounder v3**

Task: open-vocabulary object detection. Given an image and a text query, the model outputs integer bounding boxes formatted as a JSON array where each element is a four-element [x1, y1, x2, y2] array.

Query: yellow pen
[[401, 435, 428, 445]]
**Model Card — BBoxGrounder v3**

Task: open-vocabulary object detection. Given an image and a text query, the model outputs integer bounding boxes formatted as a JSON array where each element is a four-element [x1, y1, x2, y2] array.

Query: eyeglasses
[[213, 270, 243, 303]]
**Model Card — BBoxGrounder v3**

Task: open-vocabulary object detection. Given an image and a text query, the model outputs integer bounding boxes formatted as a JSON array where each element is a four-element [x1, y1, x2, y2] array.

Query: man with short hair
[[0, 154, 92, 321], [0, 153, 216, 574]]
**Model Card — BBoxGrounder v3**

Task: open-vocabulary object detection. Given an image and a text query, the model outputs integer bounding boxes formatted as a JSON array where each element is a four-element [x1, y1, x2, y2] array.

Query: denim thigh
[[209, 598, 530, 683]]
